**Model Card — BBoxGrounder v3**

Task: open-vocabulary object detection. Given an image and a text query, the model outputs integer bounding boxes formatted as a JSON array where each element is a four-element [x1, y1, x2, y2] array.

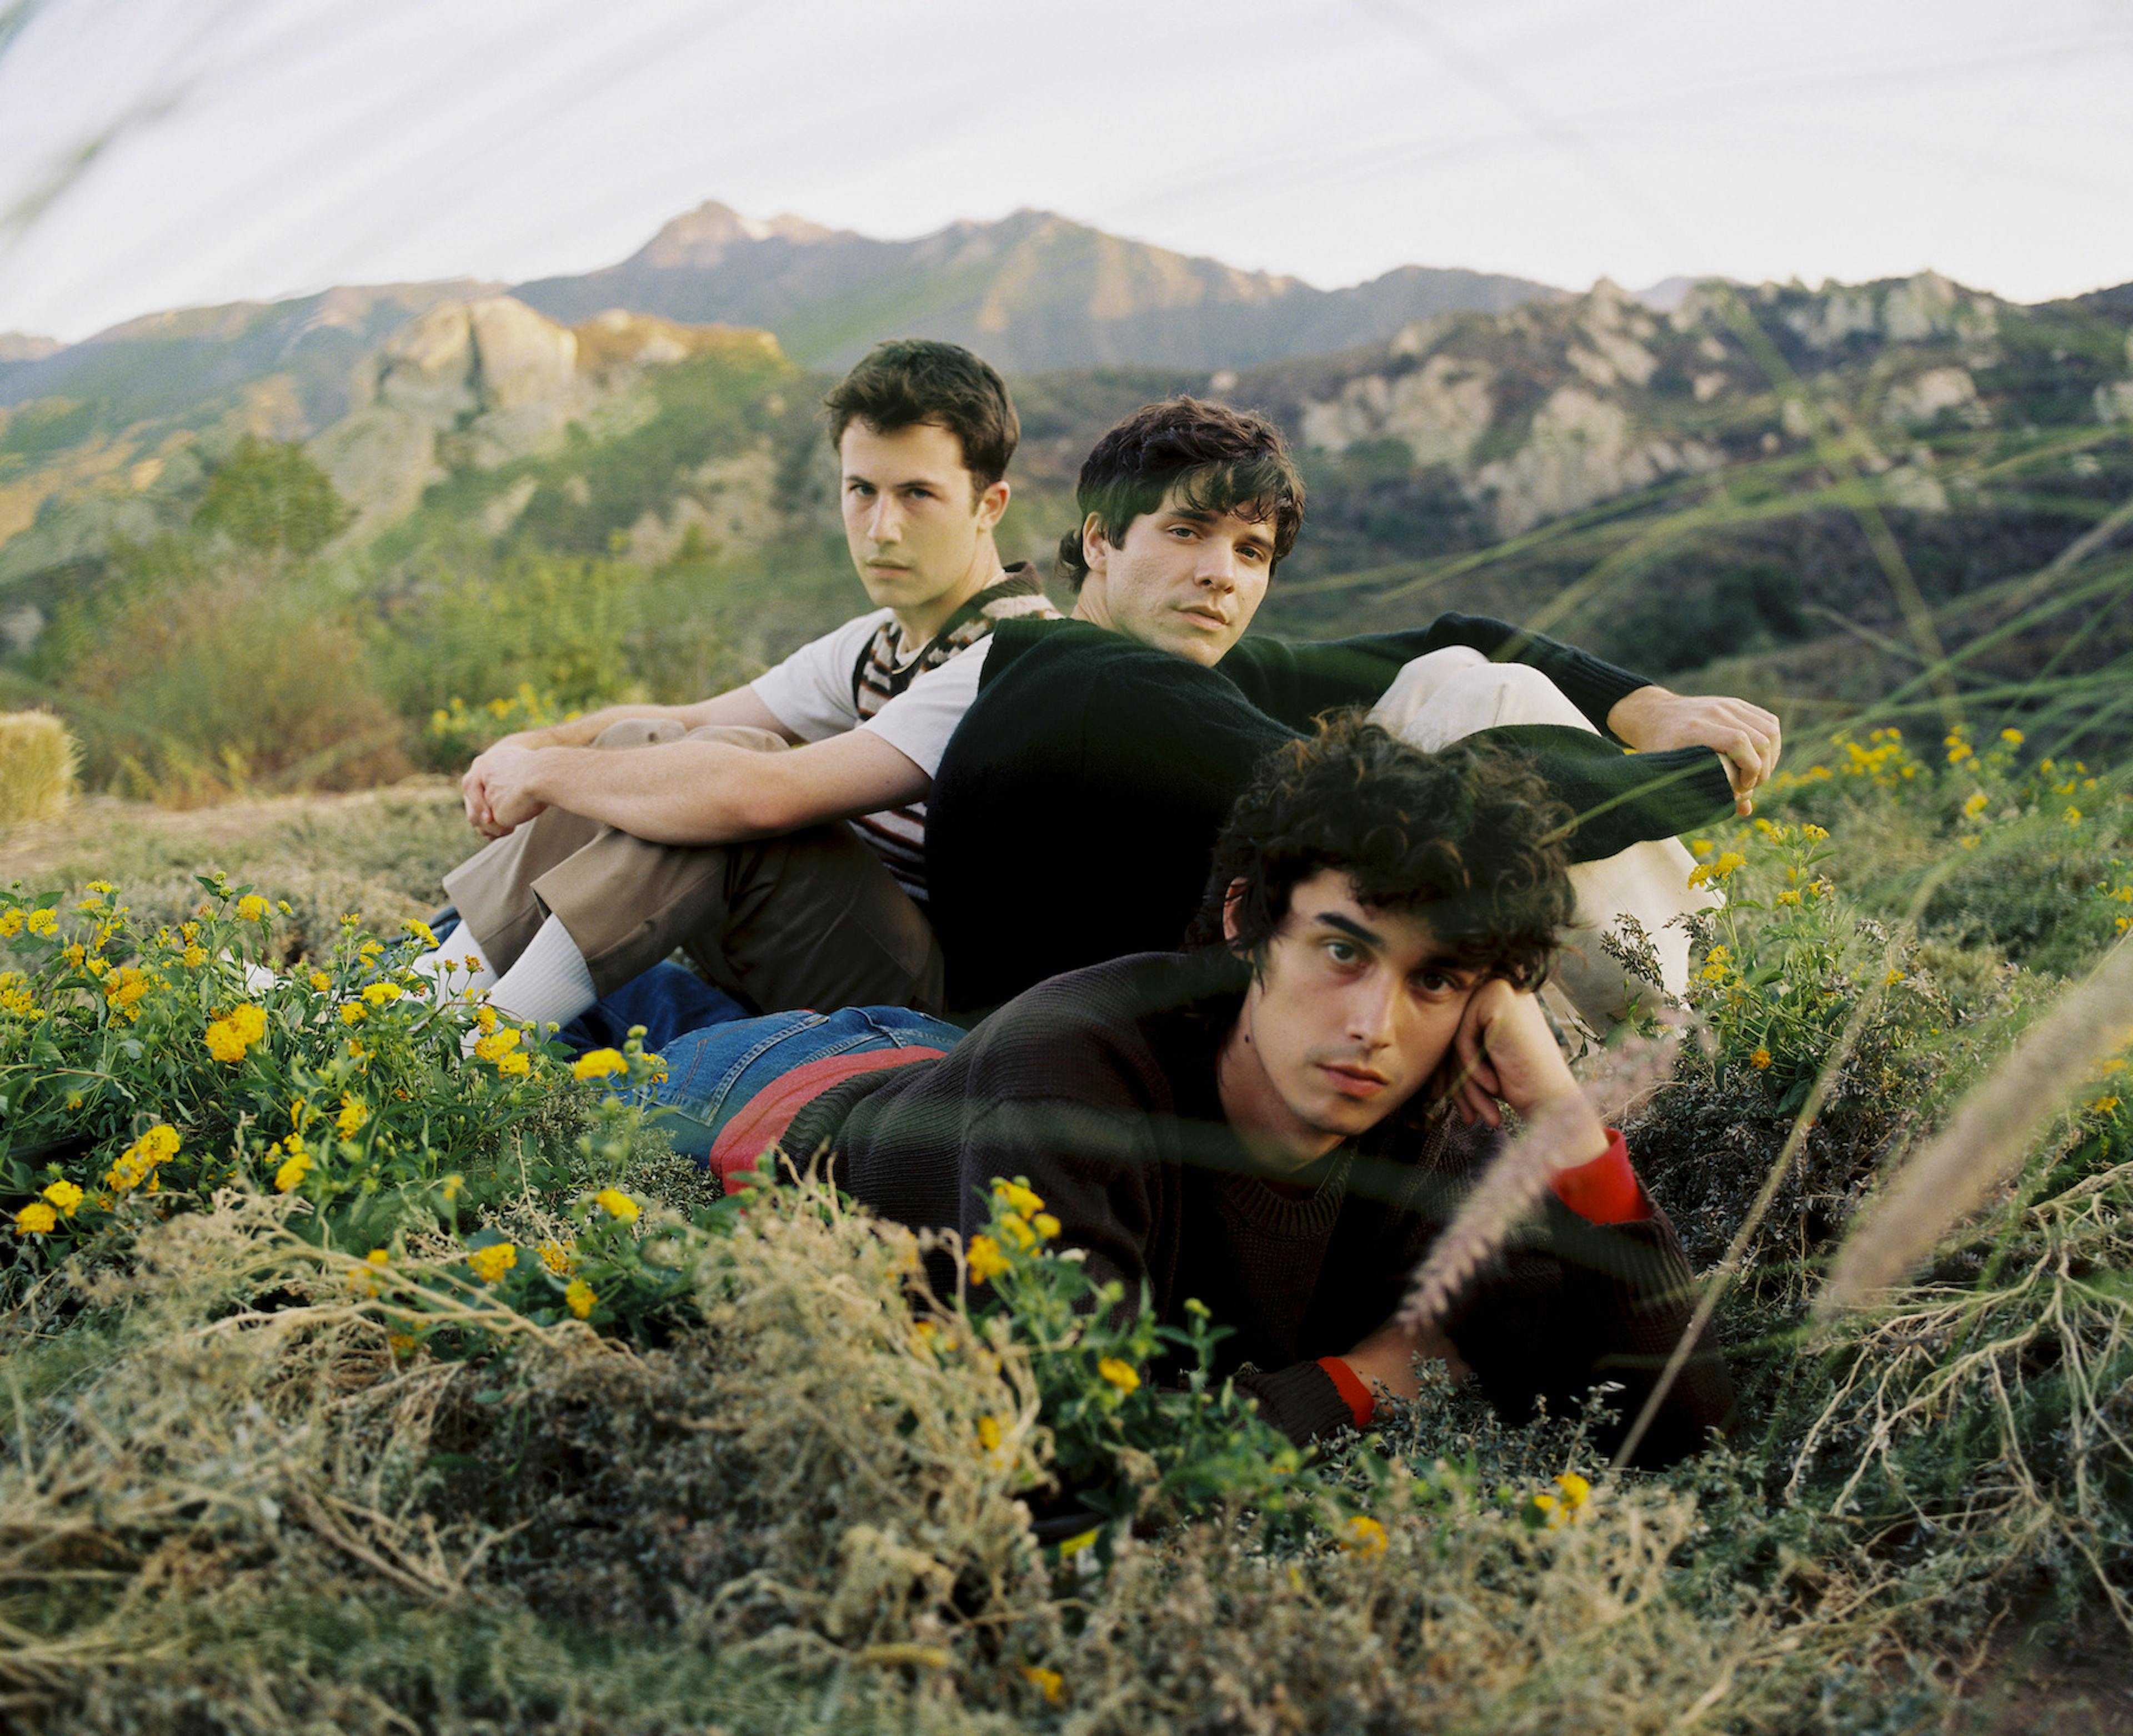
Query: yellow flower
[[237, 894, 269, 922], [468, 1243, 517, 1284], [42, 1180, 84, 1218], [1775, 889, 1800, 905], [309, 969, 331, 992], [25, 908, 56, 936], [496, 1050, 531, 1078], [1021, 1665, 1065, 1706], [1555, 1471, 1591, 1511], [361, 981, 402, 1006], [205, 1018, 249, 1064], [365, 1248, 390, 1268], [2092, 1096, 2121, 1117], [274, 1150, 311, 1193], [1961, 836, 1980, 851], [1800, 823, 1829, 842], [402, 918, 438, 947], [572, 1047, 628, 1082], [1689, 838, 1713, 858], [230, 1004, 266, 1044], [976, 1414, 1003, 1452], [340, 1003, 367, 1027], [473, 1028, 520, 1063], [564, 1278, 596, 1319], [1341, 1514, 1389, 1555], [336, 1096, 368, 1138], [1033, 1212, 1062, 1240], [594, 1187, 640, 1224], [1531, 1492, 1564, 1526], [538, 1239, 577, 1275], [16, 1202, 58, 1235], [1096, 1356, 1140, 1393], [1750, 1048, 1773, 1070], [0, 910, 19, 938], [183, 944, 209, 968], [2000, 728, 2024, 745], [441, 1174, 464, 1203], [965, 1234, 1009, 1284], [1962, 790, 1989, 819], [999, 1212, 1037, 1252], [2066, 807, 2084, 826], [991, 1178, 1045, 1217], [475, 1004, 498, 1034]]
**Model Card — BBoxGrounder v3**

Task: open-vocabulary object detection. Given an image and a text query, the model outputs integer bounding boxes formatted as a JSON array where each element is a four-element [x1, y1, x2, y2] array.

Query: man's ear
[[975, 477, 1010, 532], [1221, 877, 1249, 944], [1080, 511, 1110, 580]]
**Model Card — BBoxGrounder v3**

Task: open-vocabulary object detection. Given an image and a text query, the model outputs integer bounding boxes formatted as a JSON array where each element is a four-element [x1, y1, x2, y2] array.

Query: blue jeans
[[651, 1003, 963, 1170], [558, 962, 750, 1057]]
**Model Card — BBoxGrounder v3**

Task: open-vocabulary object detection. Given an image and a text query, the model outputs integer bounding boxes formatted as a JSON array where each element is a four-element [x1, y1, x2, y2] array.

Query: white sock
[[414, 924, 500, 1000], [485, 914, 597, 1031]]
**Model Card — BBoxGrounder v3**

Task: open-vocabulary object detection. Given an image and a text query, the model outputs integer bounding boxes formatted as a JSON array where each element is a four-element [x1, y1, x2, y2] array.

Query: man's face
[[1220, 869, 1481, 1167], [1073, 483, 1277, 666], [839, 419, 1008, 621]]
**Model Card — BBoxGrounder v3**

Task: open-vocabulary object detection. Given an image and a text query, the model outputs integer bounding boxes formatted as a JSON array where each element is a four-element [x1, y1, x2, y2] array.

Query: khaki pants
[[1369, 647, 1716, 1026], [443, 721, 944, 1017]]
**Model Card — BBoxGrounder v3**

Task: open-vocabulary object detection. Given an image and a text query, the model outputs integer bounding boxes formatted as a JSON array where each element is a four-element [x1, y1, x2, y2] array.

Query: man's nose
[[1196, 544, 1238, 591], [1346, 974, 1400, 1048], [867, 496, 903, 543]]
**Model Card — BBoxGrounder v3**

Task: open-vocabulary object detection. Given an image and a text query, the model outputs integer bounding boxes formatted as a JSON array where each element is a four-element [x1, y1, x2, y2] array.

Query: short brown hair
[[822, 339, 1019, 493], [1057, 397, 1305, 590], [1186, 713, 1575, 989]]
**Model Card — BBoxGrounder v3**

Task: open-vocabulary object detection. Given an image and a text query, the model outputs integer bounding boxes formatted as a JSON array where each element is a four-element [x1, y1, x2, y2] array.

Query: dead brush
[[0, 711, 77, 829]]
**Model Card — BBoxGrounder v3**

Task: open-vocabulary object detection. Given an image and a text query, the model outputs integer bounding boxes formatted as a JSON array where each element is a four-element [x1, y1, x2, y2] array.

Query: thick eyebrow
[[1315, 910, 1474, 979]]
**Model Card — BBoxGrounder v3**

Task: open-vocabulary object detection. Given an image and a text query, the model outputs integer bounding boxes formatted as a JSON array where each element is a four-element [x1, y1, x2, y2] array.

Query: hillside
[[511, 200, 1566, 372]]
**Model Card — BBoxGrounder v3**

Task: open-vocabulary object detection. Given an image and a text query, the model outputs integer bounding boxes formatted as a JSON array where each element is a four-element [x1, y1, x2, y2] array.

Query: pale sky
[[1, 0, 2129, 343]]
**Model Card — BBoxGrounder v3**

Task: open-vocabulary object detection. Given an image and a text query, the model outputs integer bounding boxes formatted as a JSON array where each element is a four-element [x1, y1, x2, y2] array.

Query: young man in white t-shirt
[[424, 339, 1054, 1028]]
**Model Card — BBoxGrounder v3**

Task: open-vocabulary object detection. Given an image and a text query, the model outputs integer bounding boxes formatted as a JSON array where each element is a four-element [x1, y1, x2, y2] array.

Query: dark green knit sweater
[[925, 614, 1735, 1015]]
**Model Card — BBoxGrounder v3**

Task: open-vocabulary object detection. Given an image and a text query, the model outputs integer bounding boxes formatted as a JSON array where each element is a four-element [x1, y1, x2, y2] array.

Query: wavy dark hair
[[822, 339, 1019, 493], [1055, 397, 1305, 590], [1185, 713, 1576, 989]]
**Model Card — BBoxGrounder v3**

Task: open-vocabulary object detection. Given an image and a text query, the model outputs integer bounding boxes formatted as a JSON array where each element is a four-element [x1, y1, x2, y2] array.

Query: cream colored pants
[[1368, 647, 1714, 1027]]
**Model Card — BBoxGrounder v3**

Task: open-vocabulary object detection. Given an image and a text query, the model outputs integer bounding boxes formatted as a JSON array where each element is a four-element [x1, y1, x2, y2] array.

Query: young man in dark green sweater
[[922, 398, 1784, 1020], [647, 718, 1733, 1464]]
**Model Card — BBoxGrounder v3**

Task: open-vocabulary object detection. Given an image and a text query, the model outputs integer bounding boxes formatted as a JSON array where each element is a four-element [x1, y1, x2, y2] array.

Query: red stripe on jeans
[[709, 1046, 947, 1189]]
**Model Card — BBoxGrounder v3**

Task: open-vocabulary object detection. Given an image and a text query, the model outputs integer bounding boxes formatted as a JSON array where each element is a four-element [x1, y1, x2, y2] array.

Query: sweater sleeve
[[1221, 613, 1655, 737]]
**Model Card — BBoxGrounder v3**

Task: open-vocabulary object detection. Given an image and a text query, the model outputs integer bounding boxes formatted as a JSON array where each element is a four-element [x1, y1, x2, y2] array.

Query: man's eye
[[1414, 970, 1456, 995], [847, 481, 873, 495], [1325, 939, 1360, 965]]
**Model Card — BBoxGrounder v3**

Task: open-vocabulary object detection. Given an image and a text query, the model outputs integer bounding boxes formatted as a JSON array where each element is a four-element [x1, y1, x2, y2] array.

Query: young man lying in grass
[[419, 338, 1053, 1027], [627, 717, 1734, 1468]]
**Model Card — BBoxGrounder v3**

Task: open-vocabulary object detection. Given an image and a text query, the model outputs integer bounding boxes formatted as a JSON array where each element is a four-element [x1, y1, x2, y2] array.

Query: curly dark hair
[[1055, 397, 1305, 590], [1185, 713, 1576, 988], [822, 339, 1019, 493]]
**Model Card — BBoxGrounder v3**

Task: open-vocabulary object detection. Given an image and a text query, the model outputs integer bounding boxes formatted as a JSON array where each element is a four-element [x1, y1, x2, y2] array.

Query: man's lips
[[1178, 604, 1229, 629], [1319, 1062, 1390, 1098]]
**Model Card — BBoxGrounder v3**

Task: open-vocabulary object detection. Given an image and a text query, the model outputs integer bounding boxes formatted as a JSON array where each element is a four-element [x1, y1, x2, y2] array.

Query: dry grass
[[0, 711, 76, 829]]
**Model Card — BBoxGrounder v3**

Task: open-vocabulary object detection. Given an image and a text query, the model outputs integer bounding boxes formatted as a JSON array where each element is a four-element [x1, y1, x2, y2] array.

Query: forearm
[[500, 701, 694, 752], [524, 740, 785, 844]]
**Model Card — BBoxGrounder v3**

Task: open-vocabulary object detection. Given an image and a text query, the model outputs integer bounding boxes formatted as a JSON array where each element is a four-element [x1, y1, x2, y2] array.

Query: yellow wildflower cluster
[[965, 1234, 1010, 1285], [1530, 1470, 1593, 1528], [103, 964, 153, 1022], [1945, 728, 1973, 766], [15, 1202, 57, 1236], [108, 1124, 181, 1193], [572, 1047, 628, 1082], [1686, 849, 1747, 891], [593, 1187, 640, 1224], [1095, 1355, 1140, 1393], [0, 971, 41, 1022], [1835, 728, 1920, 787], [1340, 1514, 1389, 1555], [361, 980, 402, 1006], [565, 1277, 597, 1318], [335, 1095, 368, 1138], [237, 894, 269, 923], [272, 1133, 312, 1193], [473, 1026, 532, 1077], [987, 1177, 1061, 1257], [41, 1179, 84, 1218], [1697, 944, 1734, 986], [205, 1003, 268, 1064], [539, 1239, 577, 1275], [469, 1243, 518, 1284], [1021, 1664, 1065, 1706]]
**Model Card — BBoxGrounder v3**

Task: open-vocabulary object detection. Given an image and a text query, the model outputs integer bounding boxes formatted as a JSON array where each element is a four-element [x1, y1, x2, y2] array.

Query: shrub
[[0, 710, 76, 826]]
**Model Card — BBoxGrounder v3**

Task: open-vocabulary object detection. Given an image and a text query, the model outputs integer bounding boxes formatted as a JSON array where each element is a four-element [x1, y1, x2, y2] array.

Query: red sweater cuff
[[1316, 1356, 1376, 1429], [1548, 1128, 1649, 1224]]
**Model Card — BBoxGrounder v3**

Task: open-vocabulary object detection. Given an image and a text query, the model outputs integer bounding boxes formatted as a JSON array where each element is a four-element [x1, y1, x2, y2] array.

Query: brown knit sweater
[[789, 951, 1734, 1465]]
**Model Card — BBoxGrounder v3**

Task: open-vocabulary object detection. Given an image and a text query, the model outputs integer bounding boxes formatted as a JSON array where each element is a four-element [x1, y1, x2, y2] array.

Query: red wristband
[[1317, 1356, 1376, 1429], [1549, 1128, 1648, 1224]]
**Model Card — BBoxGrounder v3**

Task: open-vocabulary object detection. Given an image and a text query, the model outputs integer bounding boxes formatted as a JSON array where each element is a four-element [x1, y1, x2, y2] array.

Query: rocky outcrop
[[1473, 388, 1721, 537], [308, 297, 780, 538]]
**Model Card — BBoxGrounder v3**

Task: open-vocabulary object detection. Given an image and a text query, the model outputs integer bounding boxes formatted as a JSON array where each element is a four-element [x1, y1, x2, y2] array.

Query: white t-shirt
[[750, 616, 992, 780]]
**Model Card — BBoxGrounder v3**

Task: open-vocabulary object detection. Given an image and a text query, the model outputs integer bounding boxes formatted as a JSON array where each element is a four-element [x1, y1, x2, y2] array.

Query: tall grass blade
[[1815, 935, 2133, 1319]]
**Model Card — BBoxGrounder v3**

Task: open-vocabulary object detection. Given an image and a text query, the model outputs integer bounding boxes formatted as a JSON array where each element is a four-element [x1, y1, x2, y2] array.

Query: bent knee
[[594, 718, 685, 749], [1445, 661, 1588, 732]]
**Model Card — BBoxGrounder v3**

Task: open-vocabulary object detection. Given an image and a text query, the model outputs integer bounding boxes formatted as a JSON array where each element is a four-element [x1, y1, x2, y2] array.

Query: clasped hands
[[462, 741, 549, 839], [1606, 685, 1783, 817]]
